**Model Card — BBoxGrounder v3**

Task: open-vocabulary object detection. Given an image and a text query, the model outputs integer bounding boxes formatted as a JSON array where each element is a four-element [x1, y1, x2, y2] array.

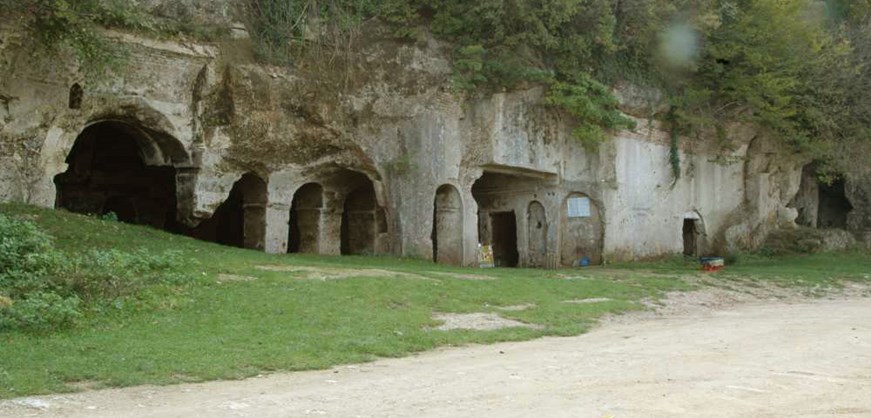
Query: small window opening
[[69, 83, 83, 109]]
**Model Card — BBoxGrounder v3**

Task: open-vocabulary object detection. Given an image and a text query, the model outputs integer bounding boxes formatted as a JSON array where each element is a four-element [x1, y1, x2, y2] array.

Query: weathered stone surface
[[1, 21, 863, 265], [820, 228, 857, 252], [612, 81, 669, 118]]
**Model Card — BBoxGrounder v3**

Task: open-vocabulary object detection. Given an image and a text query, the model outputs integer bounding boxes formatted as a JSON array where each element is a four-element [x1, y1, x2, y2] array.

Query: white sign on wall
[[567, 197, 591, 218]]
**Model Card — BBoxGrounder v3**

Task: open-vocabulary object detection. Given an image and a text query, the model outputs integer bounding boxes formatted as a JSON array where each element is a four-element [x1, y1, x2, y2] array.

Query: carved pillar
[[320, 191, 344, 255], [264, 202, 290, 254], [242, 202, 266, 250]]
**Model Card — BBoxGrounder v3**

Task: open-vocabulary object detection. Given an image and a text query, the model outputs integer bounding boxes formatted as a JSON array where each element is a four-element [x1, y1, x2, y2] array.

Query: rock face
[[0, 23, 862, 265]]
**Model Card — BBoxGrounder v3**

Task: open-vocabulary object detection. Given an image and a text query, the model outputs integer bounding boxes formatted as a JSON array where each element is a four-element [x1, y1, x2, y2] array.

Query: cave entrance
[[432, 184, 463, 265], [681, 211, 705, 257], [790, 164, 853, 229], [340, 183, 378, 255], [818, 178, 853, 229], [288, 183, 324, 254], [190, 173, 267, 250], [490, 212, 519, 267], [54, 121, 180, 229], [472, 170, 552, 268], [527, 201, 547, 268], [682, 220, 698, 256]]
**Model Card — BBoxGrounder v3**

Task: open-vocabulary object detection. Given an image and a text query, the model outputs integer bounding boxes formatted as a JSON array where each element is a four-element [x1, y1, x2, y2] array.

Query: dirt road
[[2, 297, 870, 418]]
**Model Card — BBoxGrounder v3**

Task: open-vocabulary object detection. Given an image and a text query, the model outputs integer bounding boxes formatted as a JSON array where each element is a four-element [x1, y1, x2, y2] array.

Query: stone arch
[[78, 118, 190, 167], [54, 120, 184, 229], [84, 97, 192, 167], [432, 184, 463, 265], [295, 166, 386, 256], [527, 201, 547, 268], [682, 210, 706, 257], [288, 183, 324, 254], [190, 173, 267, 250], [341, 183, 378, 255], [560, 193, 604, 266]]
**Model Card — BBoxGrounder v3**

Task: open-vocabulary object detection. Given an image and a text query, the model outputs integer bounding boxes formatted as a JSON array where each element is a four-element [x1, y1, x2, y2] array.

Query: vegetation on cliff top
[[4, 1, 871, 167], [242, 0, 871, 161]]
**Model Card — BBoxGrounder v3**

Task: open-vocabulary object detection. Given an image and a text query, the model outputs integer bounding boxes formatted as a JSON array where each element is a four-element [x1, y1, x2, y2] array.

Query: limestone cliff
[[0, 12, 863, 265]]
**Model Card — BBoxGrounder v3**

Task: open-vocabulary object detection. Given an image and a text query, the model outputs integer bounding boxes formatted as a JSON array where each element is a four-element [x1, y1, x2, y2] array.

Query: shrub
[[0, 213, 196, 332], [0, 292, 81, 332], [0, 214, 74, 331], [64, 249, 194, 303], [0, 214, 55, 275]]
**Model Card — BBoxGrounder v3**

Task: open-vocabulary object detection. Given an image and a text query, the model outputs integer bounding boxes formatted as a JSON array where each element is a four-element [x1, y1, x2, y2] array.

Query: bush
[[0, 214, 73, 331], [0, 292, 81, 332], [64, 249, 193, 303], [0, 214, 54, 275], [0, 213, 196, 332]]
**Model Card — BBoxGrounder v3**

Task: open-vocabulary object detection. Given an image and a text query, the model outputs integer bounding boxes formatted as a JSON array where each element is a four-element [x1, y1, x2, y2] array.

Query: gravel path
[[2, 296, 869, 418]]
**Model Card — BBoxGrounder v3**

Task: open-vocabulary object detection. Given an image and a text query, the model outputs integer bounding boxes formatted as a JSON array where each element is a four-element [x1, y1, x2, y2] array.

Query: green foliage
[[245, 0, 385, 64], [245, 0, 308, 64], [673, 0, 868, 166], [0, 213, 196, 332], [5, 0, 870, 162], [100, 211, 119, 222], [0, 292, 81, 332], [0, 213, 79, 331], [546, 73, 636, 149], [63, 249, 194, 304], [0, 213, 55, 276], [0, 0, 155, 75]]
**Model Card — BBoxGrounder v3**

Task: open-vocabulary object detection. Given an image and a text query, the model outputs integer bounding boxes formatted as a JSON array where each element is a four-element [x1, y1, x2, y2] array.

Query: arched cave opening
[[288, 182, 324, 254], [189, 173, 267, 250], [340, 182, 378, 256], [54, 121, 179, 229]]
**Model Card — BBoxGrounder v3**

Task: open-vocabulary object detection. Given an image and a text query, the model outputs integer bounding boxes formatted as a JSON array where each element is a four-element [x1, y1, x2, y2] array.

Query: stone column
[[320, 191, 344, 255], [243, 202, 267, 250], [462, 188, 480, 267], [264, 202, 290, 254], [174, 167, 200, 226]]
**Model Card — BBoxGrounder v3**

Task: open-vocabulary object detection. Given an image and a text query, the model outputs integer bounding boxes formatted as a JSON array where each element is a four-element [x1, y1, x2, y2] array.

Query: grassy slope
[[0, 202, 868, 398]]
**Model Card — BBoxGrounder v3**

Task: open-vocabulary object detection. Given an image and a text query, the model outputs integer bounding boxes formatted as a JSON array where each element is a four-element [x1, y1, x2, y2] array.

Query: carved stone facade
[[1, 25, 861, 265]]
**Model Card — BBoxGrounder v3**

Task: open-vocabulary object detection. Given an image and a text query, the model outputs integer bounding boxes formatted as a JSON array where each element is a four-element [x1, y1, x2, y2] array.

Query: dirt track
[[2, 296, 870, 418]]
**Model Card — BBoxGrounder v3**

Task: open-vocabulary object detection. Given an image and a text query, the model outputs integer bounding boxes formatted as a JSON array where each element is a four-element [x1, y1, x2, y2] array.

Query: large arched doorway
[[54, 121, 180, 229], [341, 183, 378, 255], [288, 183, 324, 254], [189, 173, 267, 249], [432, 184, 463, 265], [560, 193, 604, 266], [527, 201, 547, 268]]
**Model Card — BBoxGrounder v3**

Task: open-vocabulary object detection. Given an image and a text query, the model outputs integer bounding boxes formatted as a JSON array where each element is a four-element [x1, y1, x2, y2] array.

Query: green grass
[[0, 202, 868, 398], [609, 251, 871, 286]]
